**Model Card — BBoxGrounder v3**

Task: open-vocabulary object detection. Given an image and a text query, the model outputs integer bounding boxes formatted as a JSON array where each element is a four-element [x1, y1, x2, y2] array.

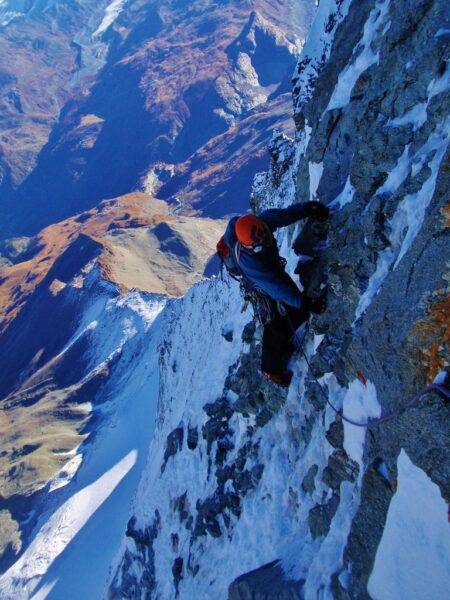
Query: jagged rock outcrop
[[228, 560, 303, 600], [251, 0, 450, 595]]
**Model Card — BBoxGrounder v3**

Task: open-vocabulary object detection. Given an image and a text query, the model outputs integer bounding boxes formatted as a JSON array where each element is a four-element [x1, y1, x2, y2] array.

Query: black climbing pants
[[261, 303, 309, 376]]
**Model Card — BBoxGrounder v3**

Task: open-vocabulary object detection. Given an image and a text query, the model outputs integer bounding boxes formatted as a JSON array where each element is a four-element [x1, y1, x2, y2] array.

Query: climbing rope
[[300, 347, 450, 428], [284, 308, 450, 428]]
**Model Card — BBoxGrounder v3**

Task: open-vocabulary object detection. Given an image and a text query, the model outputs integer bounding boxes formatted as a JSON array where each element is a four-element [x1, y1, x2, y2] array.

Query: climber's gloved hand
[[303, 293, 327, 314], [304, 201, 329, 222]]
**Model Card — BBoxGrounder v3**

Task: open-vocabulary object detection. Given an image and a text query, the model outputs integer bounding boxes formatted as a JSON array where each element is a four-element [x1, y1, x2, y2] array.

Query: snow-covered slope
[[0, 277, 167, 599]]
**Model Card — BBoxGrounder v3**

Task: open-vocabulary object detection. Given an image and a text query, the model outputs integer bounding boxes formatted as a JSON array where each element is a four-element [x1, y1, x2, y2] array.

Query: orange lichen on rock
[[411, 317, 447, 383], [443, 203, 450, 227], [427, 295, 450, 381], [409, 205, 450, 382]]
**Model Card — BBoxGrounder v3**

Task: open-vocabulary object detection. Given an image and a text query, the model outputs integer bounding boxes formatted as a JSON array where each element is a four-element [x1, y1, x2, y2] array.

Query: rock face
[[228, 560, 303, 600], [0, 0, 315, 238], [109, 0, 449, 598]]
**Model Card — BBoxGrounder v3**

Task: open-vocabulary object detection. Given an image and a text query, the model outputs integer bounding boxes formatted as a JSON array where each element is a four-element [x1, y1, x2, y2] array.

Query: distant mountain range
[[0, 0, 315, 239]]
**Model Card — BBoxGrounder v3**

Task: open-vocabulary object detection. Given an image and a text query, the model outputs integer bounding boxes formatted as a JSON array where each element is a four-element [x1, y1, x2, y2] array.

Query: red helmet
[[235, 214, 266, 246]]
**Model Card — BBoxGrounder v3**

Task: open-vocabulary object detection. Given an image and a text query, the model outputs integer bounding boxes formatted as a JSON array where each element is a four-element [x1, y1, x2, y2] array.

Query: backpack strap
[[234, 242, 242, 265]]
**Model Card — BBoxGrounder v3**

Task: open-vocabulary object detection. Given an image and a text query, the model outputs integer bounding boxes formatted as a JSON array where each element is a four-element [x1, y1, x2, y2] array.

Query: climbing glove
[[303, 292, 327, 314], [304, 201, 329, 222]]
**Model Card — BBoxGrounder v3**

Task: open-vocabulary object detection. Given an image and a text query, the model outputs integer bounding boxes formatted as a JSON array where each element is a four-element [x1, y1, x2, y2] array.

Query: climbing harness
[[284, 311, 450, 428]]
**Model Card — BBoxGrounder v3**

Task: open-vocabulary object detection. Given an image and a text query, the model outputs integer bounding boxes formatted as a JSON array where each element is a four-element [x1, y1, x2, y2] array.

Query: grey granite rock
[[322, 449, 360, 490], [228, 560, 303, 600], [301, 464, 318, 496], [161, 426, 184, 474], [308, 493, 340, 540]]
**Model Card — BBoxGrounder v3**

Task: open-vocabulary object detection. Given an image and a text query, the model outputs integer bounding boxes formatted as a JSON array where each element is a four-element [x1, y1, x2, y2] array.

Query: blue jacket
[[224, 204, 307, 308]]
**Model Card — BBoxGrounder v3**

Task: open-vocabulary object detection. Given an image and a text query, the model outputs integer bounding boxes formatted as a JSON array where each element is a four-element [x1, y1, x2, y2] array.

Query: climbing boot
[[262, 370, 293, 388]]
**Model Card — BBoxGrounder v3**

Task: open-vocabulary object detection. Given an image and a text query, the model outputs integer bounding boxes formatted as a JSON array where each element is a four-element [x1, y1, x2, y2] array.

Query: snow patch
[[330, 176, 355, 208], [342, 379, 381, 467], [433, 371, 448, 385], [31, 581, 57, 600], [303, 481, 359, 598], [376, 145, 411, 195], [309, 161, 324, 199], [293, 0, 353, 110], [2, 452, 137, 599], [388, 103, 427, 131], [313, 334, 325, 353], [356, 117, 450, 319], [93, 0, 128, 37], [428, 65, 450, 100], [117, 290, 165, 329], [387, 67, 450, 132], [392, 119, 450, 267], [297, 375, 381, 597], [326, 0, 390, 111], [48, 454, 84, 493], [368, 450, 450, 600]]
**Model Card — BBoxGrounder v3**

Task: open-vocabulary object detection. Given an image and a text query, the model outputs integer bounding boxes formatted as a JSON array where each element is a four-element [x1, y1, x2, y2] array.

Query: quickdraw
[[240, 284, 275, 326]]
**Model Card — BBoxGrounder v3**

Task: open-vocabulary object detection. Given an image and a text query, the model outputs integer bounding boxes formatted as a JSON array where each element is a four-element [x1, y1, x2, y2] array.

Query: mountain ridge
[[0, 0, 315, 238]]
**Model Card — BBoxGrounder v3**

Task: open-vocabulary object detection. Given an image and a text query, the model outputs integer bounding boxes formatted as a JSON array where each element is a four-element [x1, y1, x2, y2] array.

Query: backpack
[[216, 235, 242, 281]]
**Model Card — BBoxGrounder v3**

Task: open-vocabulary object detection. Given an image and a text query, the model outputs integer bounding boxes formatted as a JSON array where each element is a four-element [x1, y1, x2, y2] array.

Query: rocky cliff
[[108, 0, 450, 598]]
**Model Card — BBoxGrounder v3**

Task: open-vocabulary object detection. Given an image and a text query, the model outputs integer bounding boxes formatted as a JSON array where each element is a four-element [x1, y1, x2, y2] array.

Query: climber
[[217, 201, 329, 387]]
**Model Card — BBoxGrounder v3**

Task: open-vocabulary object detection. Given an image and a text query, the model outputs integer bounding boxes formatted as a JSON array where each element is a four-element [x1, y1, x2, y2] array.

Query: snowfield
[[1, 265, 448, 598], [0, 289, 166, 600], [369, 450, 450, 600]]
